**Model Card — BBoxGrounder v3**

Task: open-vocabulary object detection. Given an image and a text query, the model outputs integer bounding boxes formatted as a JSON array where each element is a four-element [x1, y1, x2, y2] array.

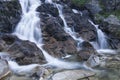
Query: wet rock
[[44, 17, 71, 41], [100, 15, 120, 49], [78, 41, 96, 60], [105, 61, 120, 69], [85, 55, 100, 67], [0, 0, 21, 33], [40, 16, 77, 58], [0, 39, 7, 51], [0, 59, 11, 80], [0, 34, 46, 65], [7, 41, 46, 65], [43, 38, 77, 58], [52, 69, 95, 80], [63, 8, 97, 41], [104, 15, 120, 25], [8, 64, 53, 80], [85, 0, 102, 15], [37, 3, 59, 17]]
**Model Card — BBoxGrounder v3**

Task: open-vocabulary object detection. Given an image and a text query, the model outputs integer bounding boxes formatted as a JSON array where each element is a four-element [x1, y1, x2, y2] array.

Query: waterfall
[[89, 20, 108, 49], [45, 0, 53, 3], [55, 4, 84, 50], [13, 0, 86, 69]]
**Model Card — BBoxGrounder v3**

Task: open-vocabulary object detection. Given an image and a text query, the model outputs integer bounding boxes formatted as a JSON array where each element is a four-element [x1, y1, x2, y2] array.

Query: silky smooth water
[[56, 4, 84, 50], [13, 0, 87, 70], [89, 20, 108, 49]]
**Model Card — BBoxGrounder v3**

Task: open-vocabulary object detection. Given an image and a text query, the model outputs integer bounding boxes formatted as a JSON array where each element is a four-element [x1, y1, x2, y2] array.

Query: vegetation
[[71, 0, 89, 6], [98, 0, 120, 19], [100, 10, 120, 19]]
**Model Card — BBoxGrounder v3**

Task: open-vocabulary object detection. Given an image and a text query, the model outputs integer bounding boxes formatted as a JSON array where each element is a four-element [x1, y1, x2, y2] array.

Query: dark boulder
[[43, 37, 77, 58], [0, 34, 46, 65], [43, 17, 71, 41], [77, 41, 96, 60], [37, 3, 59, 17], [0, 0, 21, 33]]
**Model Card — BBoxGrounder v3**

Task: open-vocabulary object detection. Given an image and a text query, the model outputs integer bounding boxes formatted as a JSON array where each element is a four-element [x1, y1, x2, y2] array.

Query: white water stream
[[12, 0, 87, 70], [55, 4, 84, 50], [89, 20, 108, 49]]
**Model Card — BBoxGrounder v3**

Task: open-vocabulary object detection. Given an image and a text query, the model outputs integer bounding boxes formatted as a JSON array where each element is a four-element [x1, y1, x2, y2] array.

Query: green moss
[[98, 0, 120, 19], [100, 10, 120, 19], [116, 31, 120, 37], [71, 0, 89, 6]]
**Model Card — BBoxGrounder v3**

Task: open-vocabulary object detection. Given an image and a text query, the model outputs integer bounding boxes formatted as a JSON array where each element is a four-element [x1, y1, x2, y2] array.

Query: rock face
[[100, 0, 120, 11], [78, 41, 96, 60], [37, 2, 97, 60], [0, 34, 46, 65], [0, 0, 21, 33], [41, 16, 77, 58], [63, 7, 97, 41], [37, 3, 59, 17], [100, 15, 120, 49]]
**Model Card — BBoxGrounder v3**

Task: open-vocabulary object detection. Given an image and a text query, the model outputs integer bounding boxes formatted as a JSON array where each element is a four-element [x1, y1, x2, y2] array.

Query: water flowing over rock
[[0, 0, 120, 80], [0, 34, 46, 65], [100, 15, 120, 49]]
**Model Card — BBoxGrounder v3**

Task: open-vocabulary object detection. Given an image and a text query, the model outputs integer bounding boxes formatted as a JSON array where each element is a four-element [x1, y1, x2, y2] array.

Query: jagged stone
[[0, 0, 21, 33], [0, 34, 46, 65], [78, 41, 96, 61]]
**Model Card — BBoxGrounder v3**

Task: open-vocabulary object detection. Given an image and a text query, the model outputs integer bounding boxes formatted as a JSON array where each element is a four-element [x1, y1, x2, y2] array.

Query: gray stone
[[10, 75, 32, 80], [52, 69, 95, 80], [104, 15, 120, 25], [0, 59, 11, 80]]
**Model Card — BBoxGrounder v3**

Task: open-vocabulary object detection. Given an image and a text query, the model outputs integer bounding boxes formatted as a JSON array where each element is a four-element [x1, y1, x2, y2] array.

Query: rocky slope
[[0, 0, 120, 80]]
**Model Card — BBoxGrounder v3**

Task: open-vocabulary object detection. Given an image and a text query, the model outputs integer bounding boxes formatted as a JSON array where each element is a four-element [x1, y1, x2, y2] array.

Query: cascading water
[[55, 4, 84, 50], [89, 20, 108, 49], [72, 9, 83, 16], [45, 0, 53, 3], [13, 0, 87, 69]]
